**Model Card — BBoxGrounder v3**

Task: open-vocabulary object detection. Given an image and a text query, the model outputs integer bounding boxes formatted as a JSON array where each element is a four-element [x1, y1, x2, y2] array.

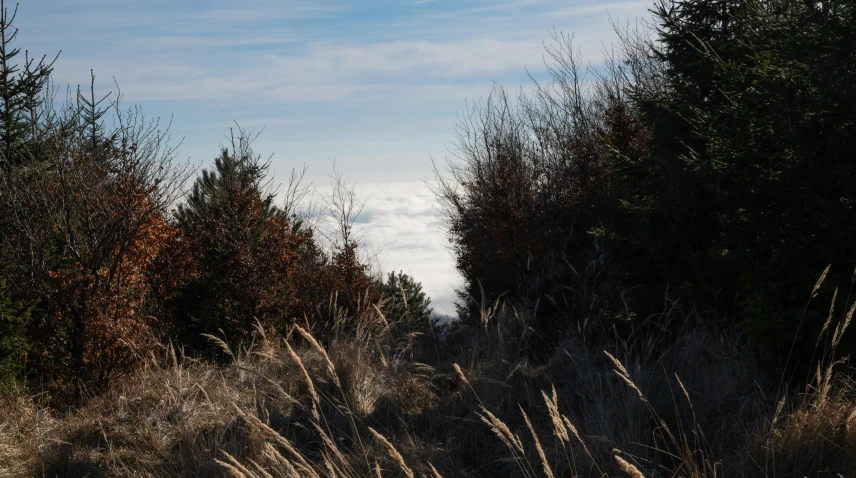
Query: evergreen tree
[[171, 132, 310, 354], [75, 70, 116, 159], [0, 0, 57, 166], [0, 0, 58, 385], [377, 271, 436, 332], [178, 143, 281, 229], [603, 0, 856, 374]]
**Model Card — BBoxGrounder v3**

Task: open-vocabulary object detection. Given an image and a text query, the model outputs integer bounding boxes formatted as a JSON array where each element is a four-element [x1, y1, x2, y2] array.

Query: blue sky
[[19, 0, 651, 315]]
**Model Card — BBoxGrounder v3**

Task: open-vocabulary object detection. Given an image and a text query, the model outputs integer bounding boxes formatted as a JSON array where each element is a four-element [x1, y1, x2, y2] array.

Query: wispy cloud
[[552, 1, 650, 17], [461, 0, 553, 14], [49, 38, 544, 103], [275, 39, 540, 78]]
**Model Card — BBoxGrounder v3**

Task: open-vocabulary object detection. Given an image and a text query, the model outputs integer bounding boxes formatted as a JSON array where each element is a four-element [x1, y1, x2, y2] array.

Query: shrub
[[300, 169, 383, 342], [1, 87, 189, 392], [0, 280, 27, 387], [434, 34, 643, 335]]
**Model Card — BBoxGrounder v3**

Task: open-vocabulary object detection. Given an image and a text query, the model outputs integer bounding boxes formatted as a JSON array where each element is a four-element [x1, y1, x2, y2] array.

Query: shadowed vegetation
[[1, 0, 855, 476]]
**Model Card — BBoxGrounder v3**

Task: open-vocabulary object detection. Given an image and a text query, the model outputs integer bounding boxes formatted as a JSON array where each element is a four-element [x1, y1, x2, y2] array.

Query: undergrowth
[[1, 286, 853, 477]]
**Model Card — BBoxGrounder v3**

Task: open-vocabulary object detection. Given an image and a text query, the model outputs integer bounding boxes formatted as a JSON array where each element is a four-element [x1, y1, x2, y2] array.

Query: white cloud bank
[[357, 181, 460, 317]]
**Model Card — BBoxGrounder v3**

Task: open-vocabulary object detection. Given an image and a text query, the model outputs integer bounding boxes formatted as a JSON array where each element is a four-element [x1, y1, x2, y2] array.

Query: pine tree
[[177, 141, 281, 228], [0, 0, 58, 386], [0, 0, 57, 166], [171, 131, 309, 354], [377, 271, 436, 332], [76, 70, 116, 158]]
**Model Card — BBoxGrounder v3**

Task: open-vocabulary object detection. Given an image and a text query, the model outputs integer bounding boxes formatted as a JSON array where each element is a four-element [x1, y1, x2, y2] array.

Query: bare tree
[[432, 31, 648, 328], [279, 163, 313, 225], [316, 163, 364, 252]]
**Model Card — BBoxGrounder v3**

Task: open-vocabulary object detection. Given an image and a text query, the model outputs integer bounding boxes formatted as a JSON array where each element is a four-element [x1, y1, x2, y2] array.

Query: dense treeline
[[0, 3, 435, 395], [0, 0, 849, 393], [437, 0, 855, 380], [0, 0, 854, 475], [0, 0, 851, 395]]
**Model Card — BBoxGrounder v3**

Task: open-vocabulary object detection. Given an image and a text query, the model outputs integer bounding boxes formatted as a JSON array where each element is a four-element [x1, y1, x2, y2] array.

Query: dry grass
[[0, 299, 853, 477]]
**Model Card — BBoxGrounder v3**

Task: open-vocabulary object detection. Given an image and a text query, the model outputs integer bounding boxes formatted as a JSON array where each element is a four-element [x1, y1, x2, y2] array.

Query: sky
[[18, 0, 651, 316]]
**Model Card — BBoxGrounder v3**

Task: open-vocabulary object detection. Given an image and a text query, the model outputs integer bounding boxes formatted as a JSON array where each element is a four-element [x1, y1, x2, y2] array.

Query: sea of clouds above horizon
[[314, 180, 460, 318]]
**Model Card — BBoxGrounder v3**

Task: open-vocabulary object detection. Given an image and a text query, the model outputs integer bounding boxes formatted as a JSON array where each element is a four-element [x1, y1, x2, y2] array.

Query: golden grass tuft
[[520, 405, 555, 478], [614, 453, 646, 478], [368, 426, 414, 478]]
